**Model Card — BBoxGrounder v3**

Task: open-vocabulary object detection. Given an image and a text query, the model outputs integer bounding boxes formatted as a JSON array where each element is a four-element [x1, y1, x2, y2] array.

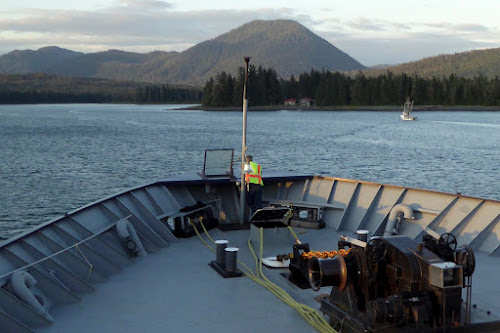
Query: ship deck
[[1, 168, 500, 333], [39, 226, 500, 333]]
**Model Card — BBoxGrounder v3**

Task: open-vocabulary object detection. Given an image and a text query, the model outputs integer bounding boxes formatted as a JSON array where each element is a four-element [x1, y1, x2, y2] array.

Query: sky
[[1, 0, 499, 66]]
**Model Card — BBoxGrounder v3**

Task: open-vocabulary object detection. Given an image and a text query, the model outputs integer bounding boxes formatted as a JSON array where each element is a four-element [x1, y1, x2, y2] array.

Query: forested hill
[[0, 47, 179, 83], [2, 20, 499, 86], [0, 20, 364, 86], [366, 47, 500, 79], [153, 19, 365, 85], [0, 47, 83, 73], [0, 73, 202, 104]]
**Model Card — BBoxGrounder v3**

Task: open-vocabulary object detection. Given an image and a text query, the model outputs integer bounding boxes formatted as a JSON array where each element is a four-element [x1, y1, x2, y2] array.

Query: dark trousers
[[247, 183, 263, 213]]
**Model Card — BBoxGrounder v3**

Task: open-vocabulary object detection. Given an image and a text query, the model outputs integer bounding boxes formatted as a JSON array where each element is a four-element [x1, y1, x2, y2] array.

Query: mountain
[[365, 48, 500, 78], [0, 20, 365, 86], [47, 49, 179, 81], [0, 46, 83, 73], [149, 20, 366, 85]]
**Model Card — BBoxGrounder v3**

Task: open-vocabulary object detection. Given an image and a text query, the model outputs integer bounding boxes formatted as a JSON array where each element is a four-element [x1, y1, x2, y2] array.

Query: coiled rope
[[189, 220, 338, 333]]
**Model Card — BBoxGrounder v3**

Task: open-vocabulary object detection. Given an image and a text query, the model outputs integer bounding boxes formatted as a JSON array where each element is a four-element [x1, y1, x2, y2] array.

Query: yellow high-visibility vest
[[245, 161, 263, 186]]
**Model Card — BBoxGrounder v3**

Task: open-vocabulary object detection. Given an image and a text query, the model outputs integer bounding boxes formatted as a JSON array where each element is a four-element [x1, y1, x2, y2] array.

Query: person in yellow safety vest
[[245, 155, 263, 213]]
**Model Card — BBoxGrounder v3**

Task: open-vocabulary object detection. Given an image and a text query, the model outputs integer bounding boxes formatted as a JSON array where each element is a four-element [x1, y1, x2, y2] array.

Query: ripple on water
[[0, 106, 499, 239]]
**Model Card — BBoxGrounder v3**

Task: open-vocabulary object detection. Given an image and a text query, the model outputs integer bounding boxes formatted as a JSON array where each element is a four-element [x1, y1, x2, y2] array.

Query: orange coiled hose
[[301, 248, 351, 259]]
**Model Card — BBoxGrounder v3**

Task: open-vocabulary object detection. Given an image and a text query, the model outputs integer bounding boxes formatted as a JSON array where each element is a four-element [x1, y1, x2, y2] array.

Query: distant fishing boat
[[401, 97, 417, 121]]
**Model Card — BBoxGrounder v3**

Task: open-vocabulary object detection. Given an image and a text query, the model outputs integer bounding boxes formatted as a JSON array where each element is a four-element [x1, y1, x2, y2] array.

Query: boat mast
[[240, 57, 251, 224]]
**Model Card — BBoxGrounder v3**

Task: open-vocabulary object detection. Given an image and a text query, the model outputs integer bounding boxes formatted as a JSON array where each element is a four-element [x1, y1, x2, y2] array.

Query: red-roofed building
[[299, 97, 314, 107]]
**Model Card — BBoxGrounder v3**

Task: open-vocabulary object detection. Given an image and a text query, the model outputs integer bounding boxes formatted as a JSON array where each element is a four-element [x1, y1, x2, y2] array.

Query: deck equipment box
[[249, 207, 293, 257]]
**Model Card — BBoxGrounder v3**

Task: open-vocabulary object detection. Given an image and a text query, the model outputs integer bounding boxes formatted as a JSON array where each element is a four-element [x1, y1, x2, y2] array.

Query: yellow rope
[[199, 218, 217, 244], [288, 226, 301, 243], [189, 221, 215, 254], [75, 244, 93, 282], [190, 220, 338, 333], [254, 227, 335, 333]]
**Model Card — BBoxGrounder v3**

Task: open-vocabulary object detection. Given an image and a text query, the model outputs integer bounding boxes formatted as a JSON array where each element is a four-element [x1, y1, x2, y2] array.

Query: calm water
[[1, 104, 499, 240]]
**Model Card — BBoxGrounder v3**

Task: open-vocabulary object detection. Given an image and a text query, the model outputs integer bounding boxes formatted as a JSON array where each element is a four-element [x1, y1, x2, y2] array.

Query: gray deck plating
[[38, 227, 500, 333], [39, 228, 318, 333]]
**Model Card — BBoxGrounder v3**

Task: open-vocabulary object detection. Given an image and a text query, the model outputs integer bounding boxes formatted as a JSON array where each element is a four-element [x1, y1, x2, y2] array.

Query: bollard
[[356, 230, 369, 243], [224, 247, 239, 273], [209, 245, 242, 278], [215, 240, 229, 267]]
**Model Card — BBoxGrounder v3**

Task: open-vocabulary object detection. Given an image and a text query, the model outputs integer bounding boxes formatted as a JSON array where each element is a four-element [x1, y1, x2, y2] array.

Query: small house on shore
[[284, 98, 297, 106], [299, 97, 314, 107]]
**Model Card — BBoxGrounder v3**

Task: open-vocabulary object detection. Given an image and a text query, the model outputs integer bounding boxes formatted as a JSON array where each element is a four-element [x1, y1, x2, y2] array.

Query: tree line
[[202, 67, 500, 107], [0, 74, 202, 104], [135, 84, 201, 103], [3, 71, 500, 106], [202, 66, 282, 107]]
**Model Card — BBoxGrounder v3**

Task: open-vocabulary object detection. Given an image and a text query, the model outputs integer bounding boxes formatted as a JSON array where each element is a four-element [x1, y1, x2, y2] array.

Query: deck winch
[[289, 243, 351, 289], [307, 232, 477, 332]]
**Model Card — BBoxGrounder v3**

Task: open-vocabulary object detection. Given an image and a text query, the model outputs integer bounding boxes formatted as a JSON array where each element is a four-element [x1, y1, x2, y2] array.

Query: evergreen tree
[[202, 77, 214, 106]]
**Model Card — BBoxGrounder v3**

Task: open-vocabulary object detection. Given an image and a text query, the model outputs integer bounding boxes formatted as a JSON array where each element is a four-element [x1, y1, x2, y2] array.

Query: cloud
[[0, 4, 498, 67], [310, 16, 500, 65], [423, 22, 490, 33], [330, 33, 496, 66], [0, 6, 303, 55], [348, 18, 385, 32], [453, 24, 490, 33], [312, 16, 411, 34], [117, 0, 173, 10]]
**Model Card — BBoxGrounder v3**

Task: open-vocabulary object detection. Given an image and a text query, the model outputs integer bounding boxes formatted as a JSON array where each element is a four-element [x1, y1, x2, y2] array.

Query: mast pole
[[240, 57, 251, 224]]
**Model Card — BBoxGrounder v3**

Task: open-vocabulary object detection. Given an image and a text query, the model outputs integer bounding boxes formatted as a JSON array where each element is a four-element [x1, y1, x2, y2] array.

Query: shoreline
[[175, 104, 500, 112], [1, 103, 498, 111]]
